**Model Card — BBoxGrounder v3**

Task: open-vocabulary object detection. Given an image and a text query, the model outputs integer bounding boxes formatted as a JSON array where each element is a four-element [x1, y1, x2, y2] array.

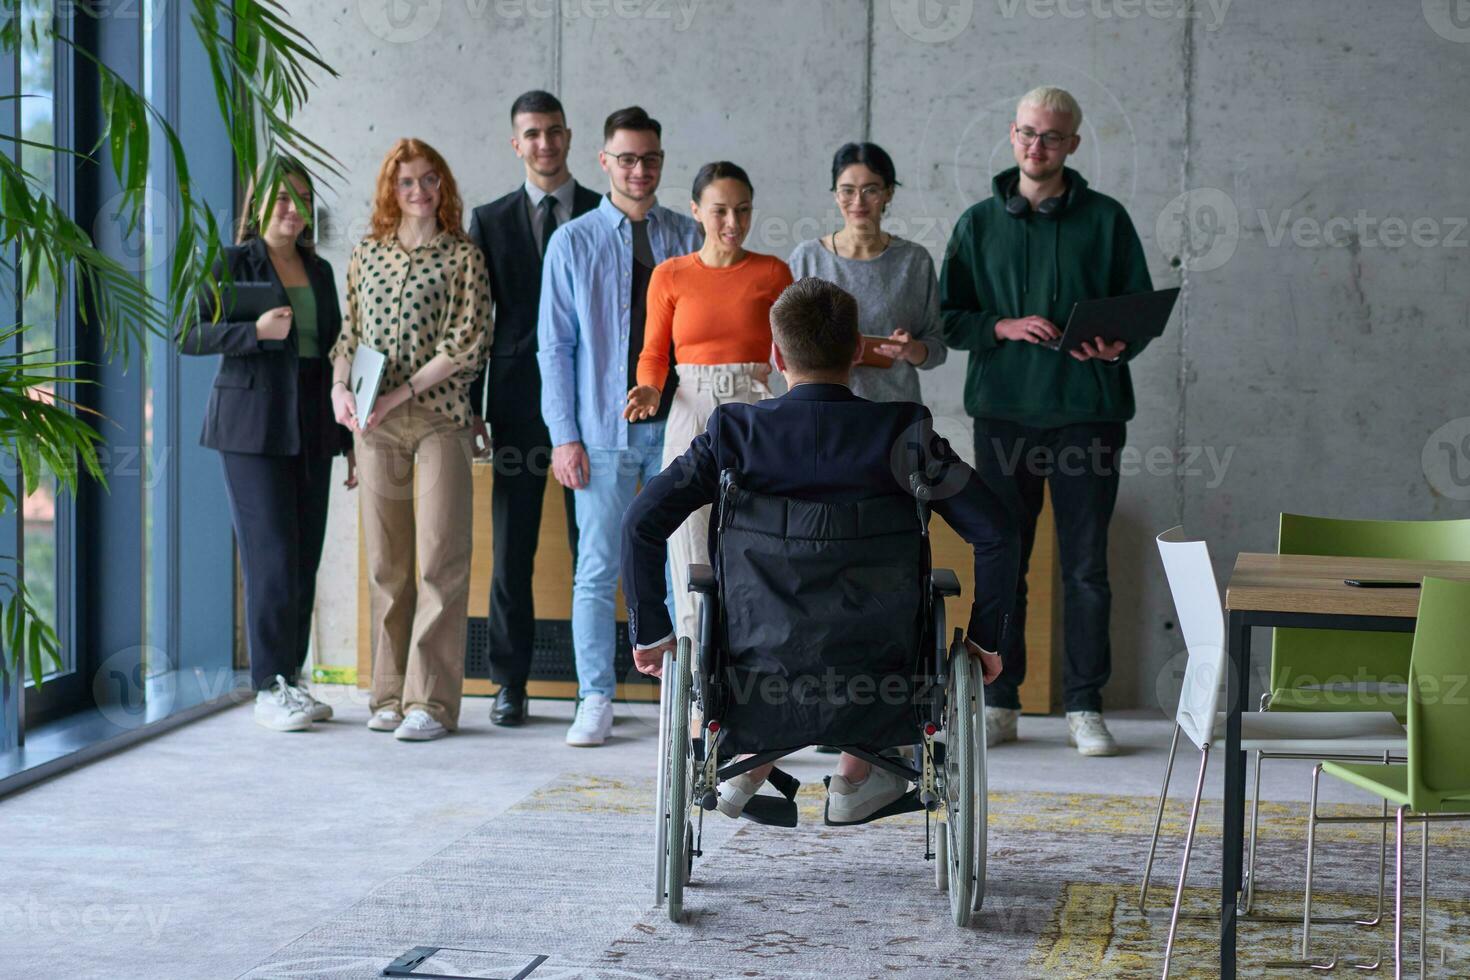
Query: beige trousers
[[664, 363, 772, 643], [358, 401, 474, 729]]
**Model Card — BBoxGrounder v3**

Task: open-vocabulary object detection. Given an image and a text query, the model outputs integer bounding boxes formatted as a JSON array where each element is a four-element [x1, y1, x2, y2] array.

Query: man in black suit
[[621, 277, 1020, 824], [467, 90, 603, 726]]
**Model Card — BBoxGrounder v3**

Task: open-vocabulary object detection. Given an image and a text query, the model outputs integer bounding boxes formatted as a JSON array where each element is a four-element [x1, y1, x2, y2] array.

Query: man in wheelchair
[[622, 277, 1019, 827]]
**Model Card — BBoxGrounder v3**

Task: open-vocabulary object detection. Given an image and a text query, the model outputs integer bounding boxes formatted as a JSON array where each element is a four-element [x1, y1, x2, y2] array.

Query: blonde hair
[[1017, 86, 1083, 131]]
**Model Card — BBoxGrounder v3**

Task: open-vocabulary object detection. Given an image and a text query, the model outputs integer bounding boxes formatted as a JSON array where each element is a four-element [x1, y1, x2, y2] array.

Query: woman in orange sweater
[[625, 160, 793, 646]]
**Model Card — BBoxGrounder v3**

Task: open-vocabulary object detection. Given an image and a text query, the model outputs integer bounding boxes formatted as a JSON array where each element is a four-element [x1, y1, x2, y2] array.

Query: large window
[[2, 0, 238, 772], [18, 0, 77, 721]]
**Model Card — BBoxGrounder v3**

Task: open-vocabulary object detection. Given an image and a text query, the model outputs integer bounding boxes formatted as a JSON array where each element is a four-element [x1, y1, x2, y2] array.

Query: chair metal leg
[[1418, 822, 1427, 980], [1139, 723, 1182, 914], [1161, 744, 1208, 980], [1244, 749, 1265, 913], [1267, 764, 1338, 970], [1394, 806, 1406, 980]]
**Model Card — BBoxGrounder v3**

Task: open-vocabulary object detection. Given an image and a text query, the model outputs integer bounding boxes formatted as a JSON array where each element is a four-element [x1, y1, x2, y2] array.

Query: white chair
[[1145, 527, 1406, 978]]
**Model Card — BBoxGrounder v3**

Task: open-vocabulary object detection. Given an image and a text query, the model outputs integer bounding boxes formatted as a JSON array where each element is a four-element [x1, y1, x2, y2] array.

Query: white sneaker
[[367, 708, 404, 732], [826, 765, 910, 824], [565, 694, 613, 747], [985, 706, 1020, 747], [394, 708, 448, 741], [255, 676, 313, 732], [289, 682, 333, 722], [716, 773, 762, 819], [1067, 710, 1119, 757]]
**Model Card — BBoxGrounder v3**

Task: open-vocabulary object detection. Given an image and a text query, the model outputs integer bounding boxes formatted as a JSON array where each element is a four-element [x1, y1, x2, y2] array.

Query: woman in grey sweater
[[787, 142, 946, 403]]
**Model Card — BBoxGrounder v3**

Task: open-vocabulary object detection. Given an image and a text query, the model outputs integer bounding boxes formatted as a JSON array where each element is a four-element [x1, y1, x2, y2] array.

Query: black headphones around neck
[[1005, 174, 1068, 219]]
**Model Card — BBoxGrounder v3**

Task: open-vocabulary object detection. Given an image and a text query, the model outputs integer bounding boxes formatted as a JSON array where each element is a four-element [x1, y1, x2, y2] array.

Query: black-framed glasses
[[1014, 126, 1073, 149], [608, 151, 665, 171]]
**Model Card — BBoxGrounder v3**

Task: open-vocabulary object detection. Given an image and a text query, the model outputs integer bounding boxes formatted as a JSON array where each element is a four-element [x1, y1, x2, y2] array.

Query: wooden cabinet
[[358, 463, 1060, 712]]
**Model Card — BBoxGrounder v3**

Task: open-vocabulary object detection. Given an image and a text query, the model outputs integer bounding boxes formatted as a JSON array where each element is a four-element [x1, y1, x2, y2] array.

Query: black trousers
[[485, 355, 579, 688], [970, 419, 1124, 712], [219, 449, 334, 691]]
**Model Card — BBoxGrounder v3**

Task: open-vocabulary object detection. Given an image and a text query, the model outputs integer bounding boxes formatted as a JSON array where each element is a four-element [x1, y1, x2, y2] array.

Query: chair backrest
[[1156, 526, 1227, 749], [713, 482, 927, 753], [1406, 577, 1470, 812], [1271, 514, 1470, 712]]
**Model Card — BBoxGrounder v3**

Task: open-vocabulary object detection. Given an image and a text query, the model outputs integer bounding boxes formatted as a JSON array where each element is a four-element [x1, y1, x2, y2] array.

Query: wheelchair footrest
[[738, 793, 801, 828], [821, 781, 925, 828]]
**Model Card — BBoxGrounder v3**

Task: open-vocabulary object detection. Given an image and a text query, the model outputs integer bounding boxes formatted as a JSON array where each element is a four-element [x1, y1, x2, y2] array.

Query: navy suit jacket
[[621, 382, 1020, 651]]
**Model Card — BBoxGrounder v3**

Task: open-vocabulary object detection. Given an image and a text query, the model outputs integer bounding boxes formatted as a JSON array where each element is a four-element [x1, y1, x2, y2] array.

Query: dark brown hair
[[769, 277, 860, 373], [237, 156, 316, 256], [603, 105, 661, 142]]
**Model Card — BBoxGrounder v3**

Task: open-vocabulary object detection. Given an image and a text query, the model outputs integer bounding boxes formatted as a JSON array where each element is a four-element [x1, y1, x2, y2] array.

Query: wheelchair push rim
[[941, 637, 987, 924]]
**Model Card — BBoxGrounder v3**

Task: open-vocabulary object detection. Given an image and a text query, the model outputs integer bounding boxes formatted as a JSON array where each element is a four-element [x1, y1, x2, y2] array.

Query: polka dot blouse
[[331, 230, 491, 426]]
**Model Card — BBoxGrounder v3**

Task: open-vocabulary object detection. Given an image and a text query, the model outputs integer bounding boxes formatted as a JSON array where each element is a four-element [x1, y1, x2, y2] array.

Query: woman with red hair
[[330, 138, 490, 741]]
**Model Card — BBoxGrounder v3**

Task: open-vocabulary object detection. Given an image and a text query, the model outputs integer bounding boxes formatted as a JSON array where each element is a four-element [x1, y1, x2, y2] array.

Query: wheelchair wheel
[[972, 657, 988, 913], [664, 638, 694, 922], [943, 642, 979, 926], [934, 821, 949, 890]]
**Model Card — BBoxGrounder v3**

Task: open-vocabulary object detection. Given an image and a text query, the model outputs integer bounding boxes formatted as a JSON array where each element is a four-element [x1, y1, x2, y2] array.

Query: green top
[[285, 284, 319, 358], [939, 167, 1155, 428]]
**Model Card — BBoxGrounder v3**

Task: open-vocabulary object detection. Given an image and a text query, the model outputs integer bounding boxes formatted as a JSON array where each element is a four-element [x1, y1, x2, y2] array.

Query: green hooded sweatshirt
[[940, 167, 1154, 429]]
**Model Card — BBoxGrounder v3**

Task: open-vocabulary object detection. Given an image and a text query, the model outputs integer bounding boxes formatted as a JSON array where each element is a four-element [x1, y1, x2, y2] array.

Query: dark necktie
[[539, 195, 559, 257]]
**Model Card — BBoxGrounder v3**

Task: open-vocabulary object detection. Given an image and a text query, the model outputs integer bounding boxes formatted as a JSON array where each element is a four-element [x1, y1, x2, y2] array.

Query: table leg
[[1221, 610, 1250, 979]]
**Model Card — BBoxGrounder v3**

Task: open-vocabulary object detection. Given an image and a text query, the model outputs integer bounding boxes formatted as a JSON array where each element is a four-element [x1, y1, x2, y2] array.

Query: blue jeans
[[572, 421, 672, 699]]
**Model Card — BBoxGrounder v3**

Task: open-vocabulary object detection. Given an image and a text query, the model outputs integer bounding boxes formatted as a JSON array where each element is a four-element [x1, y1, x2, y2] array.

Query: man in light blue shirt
[[537, 105, 701, 747]]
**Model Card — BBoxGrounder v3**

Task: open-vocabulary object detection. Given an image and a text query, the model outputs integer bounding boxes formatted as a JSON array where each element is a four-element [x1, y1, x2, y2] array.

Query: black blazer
[[466, 181, 603, 415], [621, 383, 1021, 652], [181, 238, 352, 456]]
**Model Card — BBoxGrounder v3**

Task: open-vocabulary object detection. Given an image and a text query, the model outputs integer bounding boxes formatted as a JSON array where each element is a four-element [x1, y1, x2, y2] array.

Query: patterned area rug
[[241, 776, 1470, 979]]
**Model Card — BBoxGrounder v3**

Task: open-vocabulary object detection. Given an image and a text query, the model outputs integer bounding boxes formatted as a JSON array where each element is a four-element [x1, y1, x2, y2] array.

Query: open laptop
[[1044, 287, 1181, 354]]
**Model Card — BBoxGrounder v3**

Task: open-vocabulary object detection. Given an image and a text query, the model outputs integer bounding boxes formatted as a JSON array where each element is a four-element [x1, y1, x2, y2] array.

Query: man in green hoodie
[[940, 86, 1154, 757]]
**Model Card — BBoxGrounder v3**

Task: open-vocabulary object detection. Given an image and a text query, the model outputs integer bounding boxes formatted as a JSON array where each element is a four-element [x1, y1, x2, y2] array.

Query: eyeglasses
[[835, 184, 886, 203], [1014, 126, 1073, 149], [396, 173, 441, 192], [608, 151, 665, 171]]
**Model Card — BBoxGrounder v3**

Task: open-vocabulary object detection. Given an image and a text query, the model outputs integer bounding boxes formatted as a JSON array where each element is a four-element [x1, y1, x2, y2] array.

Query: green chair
[[1268, 515, 1470, 718], [1300, 576, 1470, 977]]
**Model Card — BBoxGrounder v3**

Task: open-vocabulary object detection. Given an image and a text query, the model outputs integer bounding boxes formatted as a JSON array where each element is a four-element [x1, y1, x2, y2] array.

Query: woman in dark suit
[[181, 159, 354, 732]]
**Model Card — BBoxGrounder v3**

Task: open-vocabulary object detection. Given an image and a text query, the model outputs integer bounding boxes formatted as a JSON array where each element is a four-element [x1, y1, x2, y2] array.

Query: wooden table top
[[1226, 552, 1470, 617]]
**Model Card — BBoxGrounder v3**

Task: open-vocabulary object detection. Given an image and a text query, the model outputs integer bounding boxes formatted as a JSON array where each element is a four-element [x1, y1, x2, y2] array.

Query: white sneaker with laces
[[826, 764, 910, 824], [289, 681, 333, 722], [1067, 710, 1119, 757], [985, 706, 1019, 747], [394, 708, 448, 741], [565, 694, 613, 747], [367, 708, 404, 732], [255, 676, 313, 732]]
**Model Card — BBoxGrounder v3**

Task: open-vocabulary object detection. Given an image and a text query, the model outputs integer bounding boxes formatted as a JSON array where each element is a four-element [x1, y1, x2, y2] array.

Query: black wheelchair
[[652, 470, 988, 926]]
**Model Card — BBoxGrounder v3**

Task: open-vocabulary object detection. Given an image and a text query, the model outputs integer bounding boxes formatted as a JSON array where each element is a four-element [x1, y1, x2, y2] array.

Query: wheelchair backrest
[[714, 482, 926, 682]]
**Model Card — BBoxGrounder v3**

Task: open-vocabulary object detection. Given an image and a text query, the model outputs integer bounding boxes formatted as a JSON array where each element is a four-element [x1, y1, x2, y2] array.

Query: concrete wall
[[294, 0, 1470, 709]]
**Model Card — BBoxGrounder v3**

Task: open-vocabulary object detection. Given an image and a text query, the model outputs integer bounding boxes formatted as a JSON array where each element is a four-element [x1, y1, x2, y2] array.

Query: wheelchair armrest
[[931, 568, 962, 598], [688, 564, 717, 595]]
